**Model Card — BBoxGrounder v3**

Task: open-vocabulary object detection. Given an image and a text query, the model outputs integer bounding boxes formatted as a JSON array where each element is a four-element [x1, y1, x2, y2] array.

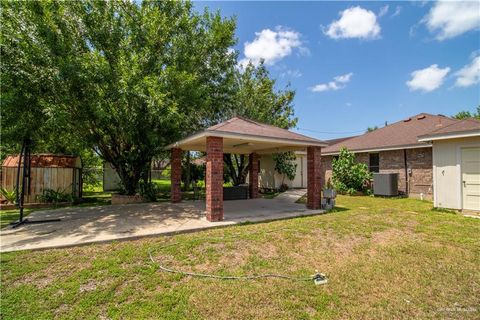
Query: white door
[[461, 147, 480, 211]]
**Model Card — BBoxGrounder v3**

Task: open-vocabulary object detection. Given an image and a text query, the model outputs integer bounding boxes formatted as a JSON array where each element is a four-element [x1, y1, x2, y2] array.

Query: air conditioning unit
[[373, 173, 398, 196]]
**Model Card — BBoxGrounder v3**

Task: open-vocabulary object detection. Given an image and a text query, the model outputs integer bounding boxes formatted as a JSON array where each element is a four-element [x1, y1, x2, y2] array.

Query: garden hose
[[147, 227, 328, 285]]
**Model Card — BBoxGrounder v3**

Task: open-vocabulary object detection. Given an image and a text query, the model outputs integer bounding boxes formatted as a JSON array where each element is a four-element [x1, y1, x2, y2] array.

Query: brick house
[[321, 113, 460, 199]]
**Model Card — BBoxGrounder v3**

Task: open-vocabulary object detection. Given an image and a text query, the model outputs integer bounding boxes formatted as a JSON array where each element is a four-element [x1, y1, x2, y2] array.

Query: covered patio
[[0, 189, 321, 252], [166, 117, 328, 221]]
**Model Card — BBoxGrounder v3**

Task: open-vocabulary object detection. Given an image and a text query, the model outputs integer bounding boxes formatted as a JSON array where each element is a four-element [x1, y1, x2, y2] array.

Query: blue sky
[[194, 1, 480, 140]]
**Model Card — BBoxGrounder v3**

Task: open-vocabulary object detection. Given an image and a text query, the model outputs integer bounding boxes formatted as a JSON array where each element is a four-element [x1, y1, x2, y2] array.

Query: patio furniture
[[223, 185, 249, 200]]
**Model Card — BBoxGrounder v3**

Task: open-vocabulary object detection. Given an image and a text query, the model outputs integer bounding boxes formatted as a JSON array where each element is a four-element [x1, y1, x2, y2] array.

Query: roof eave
[[165, 130, 328, 150], [418, 129, 480, 142], [322, 143, 432, 156]]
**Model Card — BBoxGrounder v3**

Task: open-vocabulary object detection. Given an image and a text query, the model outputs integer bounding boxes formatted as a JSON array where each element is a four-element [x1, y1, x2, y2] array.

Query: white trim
[[456, 145, 462, 210], [432, 147, 437, 207], [166, 130, 328, 149], [419, 130, 480, 142], [322, 143, 432, 156], [457, 142, 480, 210]]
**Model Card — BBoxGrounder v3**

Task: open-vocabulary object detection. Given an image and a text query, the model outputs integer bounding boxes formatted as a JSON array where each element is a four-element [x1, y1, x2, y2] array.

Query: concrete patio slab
[[0, 189, 323, 252]]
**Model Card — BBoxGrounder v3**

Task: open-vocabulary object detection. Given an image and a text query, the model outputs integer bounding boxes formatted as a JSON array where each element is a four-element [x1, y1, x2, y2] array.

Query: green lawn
[[1, 196, 479, 319]]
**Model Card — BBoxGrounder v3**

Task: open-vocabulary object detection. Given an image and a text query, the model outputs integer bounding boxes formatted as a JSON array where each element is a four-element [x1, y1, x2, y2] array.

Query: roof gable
[[419, 118, 480, 140], [206, 116, 325, 144], [166, 116, 327, 152]]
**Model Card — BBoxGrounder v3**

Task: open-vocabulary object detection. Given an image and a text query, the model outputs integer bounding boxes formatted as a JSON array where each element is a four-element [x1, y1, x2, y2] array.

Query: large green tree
[[223, 61, 297, 185], [1, 1, 236, 194], [452, 106, 480, 120]]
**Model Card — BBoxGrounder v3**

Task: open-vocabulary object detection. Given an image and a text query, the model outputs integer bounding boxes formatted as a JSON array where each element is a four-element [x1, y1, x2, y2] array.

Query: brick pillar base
[[307, 146, 322, 209], [249, 153, 259, 198], [170, 148, 183, 203], [206, 136, 223, 221]]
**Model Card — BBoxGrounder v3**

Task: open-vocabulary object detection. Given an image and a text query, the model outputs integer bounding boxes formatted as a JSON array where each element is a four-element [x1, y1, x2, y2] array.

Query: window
[[369, 153, 379, 173]]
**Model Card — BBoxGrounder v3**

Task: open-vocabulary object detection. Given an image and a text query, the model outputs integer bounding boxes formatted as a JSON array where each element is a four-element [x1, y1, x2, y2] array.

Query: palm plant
[[0, 187, 17, 204]]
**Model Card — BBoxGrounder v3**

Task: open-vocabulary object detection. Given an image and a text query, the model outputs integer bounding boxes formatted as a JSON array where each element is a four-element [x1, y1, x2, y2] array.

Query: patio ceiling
[[166, 117, 327, 154]]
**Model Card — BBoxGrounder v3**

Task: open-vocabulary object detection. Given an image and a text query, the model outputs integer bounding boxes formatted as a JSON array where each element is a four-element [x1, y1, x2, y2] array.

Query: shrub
[[37, 188, 74, 204], [332, 148, 371, 194], [273, 152, 297, 186], [137, 181, 159, 202]]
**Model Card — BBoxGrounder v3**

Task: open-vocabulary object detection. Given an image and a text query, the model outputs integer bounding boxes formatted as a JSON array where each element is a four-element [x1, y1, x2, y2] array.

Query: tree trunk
[[224, 154, 249, 185], [105, 153, 152, 195]]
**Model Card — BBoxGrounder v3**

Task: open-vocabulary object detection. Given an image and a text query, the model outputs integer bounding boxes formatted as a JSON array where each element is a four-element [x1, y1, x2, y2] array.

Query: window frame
[[369, 153, 380, 173]]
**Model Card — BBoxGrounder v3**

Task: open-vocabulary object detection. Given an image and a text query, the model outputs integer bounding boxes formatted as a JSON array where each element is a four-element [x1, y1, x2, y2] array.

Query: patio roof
[[166, 116, 327, 154]]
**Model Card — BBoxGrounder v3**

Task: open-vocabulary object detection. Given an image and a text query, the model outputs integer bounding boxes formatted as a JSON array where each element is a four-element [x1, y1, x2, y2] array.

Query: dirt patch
[[371, 228, 419, 245], [79, 280, 97, 293]]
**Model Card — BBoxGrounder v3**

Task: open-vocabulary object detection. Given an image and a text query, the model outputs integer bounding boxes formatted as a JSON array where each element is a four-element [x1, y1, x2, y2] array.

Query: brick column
[[307, 146, 322, 209], [249, 153, 259, 199], [206, 136, 223, 221], [170, 148, 182, 203]]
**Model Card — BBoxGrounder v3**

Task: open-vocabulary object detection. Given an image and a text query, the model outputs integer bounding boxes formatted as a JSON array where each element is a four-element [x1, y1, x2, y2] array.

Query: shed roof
[[418, 118, 480, 141], [2, 154, 81, 168], [322, 113, 458, 155], [166, 117, 327, 154]]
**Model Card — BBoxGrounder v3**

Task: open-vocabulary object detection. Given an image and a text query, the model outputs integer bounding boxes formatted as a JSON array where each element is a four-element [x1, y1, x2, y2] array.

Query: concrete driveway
[[1, 189, 323, 252]]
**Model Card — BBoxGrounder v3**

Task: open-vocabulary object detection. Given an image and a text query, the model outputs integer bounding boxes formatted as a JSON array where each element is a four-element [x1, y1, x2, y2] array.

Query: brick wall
[[321, 155, 333, 187], [379, 149, 407, 193], [206, 136, 224, 221], [406, 147, 433, 198], [249, 153, 259, 198], [307, 146, 322, 209], [170, 148, 183, 203], [320, 147, 433, 199]]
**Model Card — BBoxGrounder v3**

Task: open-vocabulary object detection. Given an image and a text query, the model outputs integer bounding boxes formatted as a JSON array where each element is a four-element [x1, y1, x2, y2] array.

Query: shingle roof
[[322, 113, 458, 154], [324, 136, 358, 146], [2, 154, 81, 168], [418, 118, 480, 139], [206, 116, 326, 144]]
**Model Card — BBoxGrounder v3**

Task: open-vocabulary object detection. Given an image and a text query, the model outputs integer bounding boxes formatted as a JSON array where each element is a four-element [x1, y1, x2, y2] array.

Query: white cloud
[[280, 69, 303, 79], [406, 64, 450, 92], [334, 73, 353, 83], [378, 5, 389, 18], [311, 72, 353, 92], [239, 26, 304, 67], [455, 55, 480, 87], [324, 6, 381, 40], [423, 1, 480, 40], [392, 6, 402, 17]]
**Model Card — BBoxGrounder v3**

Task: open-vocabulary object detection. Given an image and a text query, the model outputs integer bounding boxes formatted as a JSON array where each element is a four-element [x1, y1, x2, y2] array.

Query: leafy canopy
[[1, 1, 236, 194], [223, 61, 297, 185]]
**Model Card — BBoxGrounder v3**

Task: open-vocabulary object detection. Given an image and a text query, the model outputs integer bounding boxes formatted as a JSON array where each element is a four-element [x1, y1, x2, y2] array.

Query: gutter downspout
[[403, 149, 409, 196]]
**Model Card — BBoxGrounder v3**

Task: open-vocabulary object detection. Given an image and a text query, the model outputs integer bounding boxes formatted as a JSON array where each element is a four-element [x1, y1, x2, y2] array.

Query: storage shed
[[418, 119, 480, 211], [1, 154, 82, 203]]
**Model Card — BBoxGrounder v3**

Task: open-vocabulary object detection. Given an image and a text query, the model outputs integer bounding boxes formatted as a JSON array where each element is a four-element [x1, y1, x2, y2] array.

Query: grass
[[1, 196, 479, 319], [261, 189, 283, 199], [0, 208, 33, 228]]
